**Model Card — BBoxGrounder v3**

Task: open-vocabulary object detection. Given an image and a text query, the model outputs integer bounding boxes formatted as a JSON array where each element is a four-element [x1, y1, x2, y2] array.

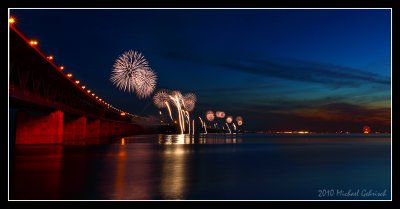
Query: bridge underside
[[14, 109, 145, 145]]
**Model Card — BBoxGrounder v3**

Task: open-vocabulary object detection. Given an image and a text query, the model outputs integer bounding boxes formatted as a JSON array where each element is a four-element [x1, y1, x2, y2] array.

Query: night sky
[[10, 9, 391, 132]]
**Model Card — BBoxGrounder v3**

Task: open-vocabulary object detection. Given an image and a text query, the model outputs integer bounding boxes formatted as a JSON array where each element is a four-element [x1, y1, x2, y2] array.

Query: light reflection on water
[[160, 145, 187, 199], [129, 133, 242, 145], [10, 134, 391, 200]]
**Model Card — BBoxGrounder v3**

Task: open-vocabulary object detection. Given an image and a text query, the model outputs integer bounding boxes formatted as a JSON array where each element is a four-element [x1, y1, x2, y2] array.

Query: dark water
[[9, 134, 391, 200]]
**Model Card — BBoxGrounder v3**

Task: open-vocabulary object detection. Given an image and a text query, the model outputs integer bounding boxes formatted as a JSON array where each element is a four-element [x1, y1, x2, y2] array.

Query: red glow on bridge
[[9, 16, 137, 118]]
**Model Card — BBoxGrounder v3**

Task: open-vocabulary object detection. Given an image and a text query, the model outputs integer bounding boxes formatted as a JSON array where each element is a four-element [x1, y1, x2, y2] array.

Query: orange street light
[[9, 17, 16, 24], [29, 40, 38, 46]]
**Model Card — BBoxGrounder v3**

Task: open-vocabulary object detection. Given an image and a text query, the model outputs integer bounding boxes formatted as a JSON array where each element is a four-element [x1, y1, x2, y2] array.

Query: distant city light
[[363, 126, 371, 134], [67, 73, 72, 78], [47, 56, 54, 60], [120, 112, 126, 116], [82, 86, 86, 89], [59, 66, 64, 70], [87, 90, 91, 93], [75, 80, 80, 84]]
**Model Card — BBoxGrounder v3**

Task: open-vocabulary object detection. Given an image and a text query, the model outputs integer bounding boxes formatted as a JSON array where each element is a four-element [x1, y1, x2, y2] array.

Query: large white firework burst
[[153, 89, 170, 108], [110, 50, 157, 98]]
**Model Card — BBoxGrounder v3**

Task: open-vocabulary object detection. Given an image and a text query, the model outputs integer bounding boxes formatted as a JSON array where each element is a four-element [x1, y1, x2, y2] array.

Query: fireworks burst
[[153, 90, 170, 108], [183, 93, 197, 111], [216, 111, 226, 118], [110, 50, 157, 98], [152, 89, 198, 134], [206, 110, 215, 121], [226, 116, 233, 124]]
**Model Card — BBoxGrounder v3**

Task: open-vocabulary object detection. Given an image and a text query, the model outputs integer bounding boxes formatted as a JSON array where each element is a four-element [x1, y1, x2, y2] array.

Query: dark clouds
[[161, 50, 390, 88]]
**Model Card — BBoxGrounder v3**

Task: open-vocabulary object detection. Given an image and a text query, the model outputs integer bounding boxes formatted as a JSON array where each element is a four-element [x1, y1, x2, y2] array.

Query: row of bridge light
[[9, 16, 136, 118]]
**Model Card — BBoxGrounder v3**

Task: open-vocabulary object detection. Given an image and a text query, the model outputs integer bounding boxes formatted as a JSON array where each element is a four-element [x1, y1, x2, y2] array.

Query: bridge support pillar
[[100, 120, 112, 137], [63, 116, 86, 143], [86, 119, 100, 139], [15, 110, 64, 144]]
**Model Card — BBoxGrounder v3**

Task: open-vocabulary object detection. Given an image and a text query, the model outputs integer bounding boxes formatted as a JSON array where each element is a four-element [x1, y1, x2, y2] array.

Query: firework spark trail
[[110, 50, 157, 98], [183, 110, 191, 135], [232, 122, 237, 131], [225, 123, 231, 134], [170, 95, 184, 134], [165, 101, 173, 121], [181, 110, 185, 133], [198, 117, 207, 134], [192, 120, 195, 135], [198, 117, 204, 127]]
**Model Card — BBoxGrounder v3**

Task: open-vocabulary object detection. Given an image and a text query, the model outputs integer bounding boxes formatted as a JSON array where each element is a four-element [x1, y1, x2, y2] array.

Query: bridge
[[9, 21, 148, 145]]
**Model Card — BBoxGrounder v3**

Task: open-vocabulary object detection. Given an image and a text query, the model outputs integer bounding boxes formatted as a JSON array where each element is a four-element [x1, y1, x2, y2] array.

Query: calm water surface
[[10, 134, 391, 200]]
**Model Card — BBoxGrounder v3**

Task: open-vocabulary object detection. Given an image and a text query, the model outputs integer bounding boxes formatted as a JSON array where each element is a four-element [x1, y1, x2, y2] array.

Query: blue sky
[[10, 9, 391, 132]]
